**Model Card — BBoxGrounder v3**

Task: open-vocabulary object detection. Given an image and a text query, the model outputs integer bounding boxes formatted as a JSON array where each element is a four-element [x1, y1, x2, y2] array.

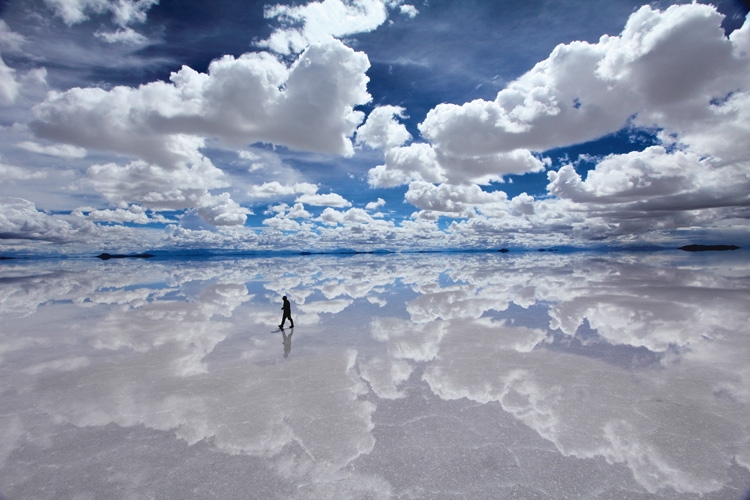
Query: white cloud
[[8, 1, 750, 251], [319, 206, 378, 226], [0, 162, 47, 181], [287, 202, 312, 219], [83, 204, 168, 224], [42, 0, 159, 27], [440, 148, 546, 185], [0, 197, 177, 253], [419, 4, 748, 157], [31, 38, 371, 161], [262, 203, 314, 231], [368, 142, 545, 188], [0, 197, 95, 243], [545, 147, 750, 239], [368, 3, 750, 246], [247, 181, 319, 200], [23, 357, 91, 375], [17, 141, 87, 159], [296, 192, 351, 207], [84, 156, 250, 226], [194, 193, 250, 227], [85, 157, 226, 209], [368, 143, 446, 187], [405, 181, 509, 219], [0, 55, 19, 104], [548, 147, 706, 205], [319, 207, 344, 226], [355, 105, 411, 150], [399, 4, 418, 19], [509, 192, 535, 216], [407, 2, 750, 240], [0, 21, 26, 53], [259, 0, 389, 55], [267, 202, 312, 219], [365, 198, 385, 210], [163, 225, 259, 250], [94, 27, 149, 45]]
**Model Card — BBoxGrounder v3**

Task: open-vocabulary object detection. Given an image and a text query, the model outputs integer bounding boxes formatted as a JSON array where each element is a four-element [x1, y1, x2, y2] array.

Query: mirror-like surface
[[1, 252, 749, 499]]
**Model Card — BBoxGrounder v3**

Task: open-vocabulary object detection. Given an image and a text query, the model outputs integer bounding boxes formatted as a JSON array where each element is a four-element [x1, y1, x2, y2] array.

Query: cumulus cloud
[[10, 1, 750, 251], [367, 143, 445, 187], [365, 198, 385, 210], [84, 156, 250, 226], [398, 4, 418, 18], [319, 206, 374, 225], [366, 3, 750, 245], [296, 192, 352, 207], [259, 0, 389, 55], [0, 197, 176, 252], [247, 181, 318, 200], [0, 197, 95, 243], [268, 202, 312, 220], [441, 149, 547, 185], [355, 105, 411, 150], [194, 193, 251, 227], [543, 145, 750, 241], [405, 181, 509, 219], [83, 204, 170, 224], [419, 4, 748, 157], [310, 206, 407, 246], [31, 38, 371, 161], [263, 203, 314, 232], [86, 158, 223, 207], [548, 146, 750, 210], [368, 142, 546, 187]]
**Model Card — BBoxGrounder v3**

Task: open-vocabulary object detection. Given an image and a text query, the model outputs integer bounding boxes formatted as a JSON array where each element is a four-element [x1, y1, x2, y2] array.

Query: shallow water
[[1, 251, 749, 499]]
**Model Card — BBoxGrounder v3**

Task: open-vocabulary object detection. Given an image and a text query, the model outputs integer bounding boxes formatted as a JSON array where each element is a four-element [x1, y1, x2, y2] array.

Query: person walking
[[279, 295, 294, 329]]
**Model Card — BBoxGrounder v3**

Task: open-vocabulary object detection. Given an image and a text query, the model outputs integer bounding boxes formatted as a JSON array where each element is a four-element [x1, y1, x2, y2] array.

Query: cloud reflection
[[1, 252, 748, 498]]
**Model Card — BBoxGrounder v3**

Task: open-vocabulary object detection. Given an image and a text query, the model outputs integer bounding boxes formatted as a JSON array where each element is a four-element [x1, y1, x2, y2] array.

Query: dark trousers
[[281, 312, 294, 327]]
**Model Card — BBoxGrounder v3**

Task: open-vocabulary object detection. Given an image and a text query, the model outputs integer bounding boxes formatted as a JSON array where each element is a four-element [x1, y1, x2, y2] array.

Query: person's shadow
[[281, 328, 293, 358]]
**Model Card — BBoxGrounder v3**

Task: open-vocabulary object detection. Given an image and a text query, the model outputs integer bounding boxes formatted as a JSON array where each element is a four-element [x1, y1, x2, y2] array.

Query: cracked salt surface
[[1, 251, 749, 499]]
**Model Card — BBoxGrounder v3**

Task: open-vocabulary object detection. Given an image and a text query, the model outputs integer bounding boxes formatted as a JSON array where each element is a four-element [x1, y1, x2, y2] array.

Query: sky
[[0, 0, 749, 255]]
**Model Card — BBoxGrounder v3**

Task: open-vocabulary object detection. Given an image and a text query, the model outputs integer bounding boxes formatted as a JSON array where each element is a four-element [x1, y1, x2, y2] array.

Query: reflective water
[[1, 251, 749, 499]]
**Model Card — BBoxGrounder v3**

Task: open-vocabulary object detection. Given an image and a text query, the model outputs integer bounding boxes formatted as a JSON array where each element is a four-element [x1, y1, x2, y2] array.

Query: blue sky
[[0, 0, 749, 254]]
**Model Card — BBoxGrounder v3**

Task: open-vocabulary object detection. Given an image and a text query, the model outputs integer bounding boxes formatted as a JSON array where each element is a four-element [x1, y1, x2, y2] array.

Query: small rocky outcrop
[[96, 253, 155, 260], [678, 245, 740, 252]]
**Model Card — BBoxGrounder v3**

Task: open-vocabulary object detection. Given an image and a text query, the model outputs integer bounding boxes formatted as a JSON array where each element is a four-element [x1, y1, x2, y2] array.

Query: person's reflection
[[281, 328, 293, 358]]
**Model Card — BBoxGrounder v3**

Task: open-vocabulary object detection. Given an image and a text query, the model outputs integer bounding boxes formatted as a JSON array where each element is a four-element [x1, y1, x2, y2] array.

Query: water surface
[[1, 251, 749, 499]]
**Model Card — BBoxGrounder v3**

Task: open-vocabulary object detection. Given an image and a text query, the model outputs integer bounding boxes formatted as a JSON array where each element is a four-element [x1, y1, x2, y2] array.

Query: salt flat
[[1, 251, 749, 499]]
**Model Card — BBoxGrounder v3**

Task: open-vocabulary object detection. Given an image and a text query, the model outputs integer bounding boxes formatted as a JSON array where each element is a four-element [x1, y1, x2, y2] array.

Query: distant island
[[96, 253, 155, 260], [678, 245, 740, 252]]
